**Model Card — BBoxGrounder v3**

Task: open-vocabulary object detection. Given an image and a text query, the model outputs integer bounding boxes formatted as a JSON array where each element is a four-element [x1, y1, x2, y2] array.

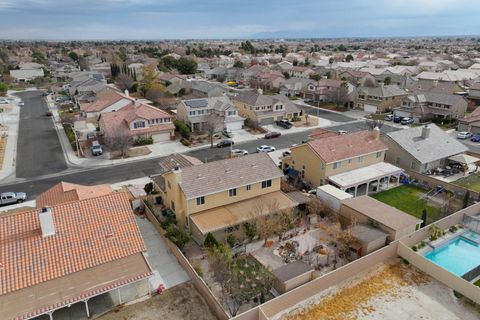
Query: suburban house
[[395, 92, 468, 121], [458, 107, 480, 133], [382, 124, 468, 173], [374, 72, 414, 89], [283, 129, 403, 197], [340, 196, 422, 241], [407, 79, 464, 95], [249, 71, 285, 91], [280, 77, 314, 97], [151, 153, 298, 244], [190, 80, 228, 98], [232, 91, 300, 125], [99, 102, 175, 143], [176, 96, 245, 132], [79, 87, 134, 119], [69, 77, 107, 104], [338, 69, 375, 86], [158, 72, 187, 86], [9, 68, 44, 82], [288, 66, 314, 79], [302, 79, 343, 102], [0, 190, 152, 320], [468, 82, 480, 100], [356, 85, 408, 113]]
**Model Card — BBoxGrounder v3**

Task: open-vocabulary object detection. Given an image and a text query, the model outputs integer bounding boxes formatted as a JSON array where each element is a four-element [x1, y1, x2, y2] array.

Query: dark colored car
[[471, 135, 480, 142], [275, 119, 293, 129], [393, 116, 403, 123], [216, 139, 234, 148], [264, 131, 281, 139]]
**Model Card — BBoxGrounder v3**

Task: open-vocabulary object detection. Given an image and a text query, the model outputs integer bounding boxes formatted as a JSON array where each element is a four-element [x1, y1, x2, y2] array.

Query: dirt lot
[[99, 282, 217, 320]]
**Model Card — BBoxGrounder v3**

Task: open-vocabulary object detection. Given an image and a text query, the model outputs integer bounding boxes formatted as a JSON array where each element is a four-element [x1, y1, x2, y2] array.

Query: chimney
[[433, 80, 438, 87], [172, 163, 182, 183], [257, 88, 263, 95], [373, 126, 380, 140], [421, 125, 430, 139], [39, 207, 55, 237], [124, 89, 129, 97]]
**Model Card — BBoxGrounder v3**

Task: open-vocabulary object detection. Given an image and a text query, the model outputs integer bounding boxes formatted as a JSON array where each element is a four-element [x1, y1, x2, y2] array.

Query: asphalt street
[[14, 90, 68, 178], [295, 104, 355, 122]]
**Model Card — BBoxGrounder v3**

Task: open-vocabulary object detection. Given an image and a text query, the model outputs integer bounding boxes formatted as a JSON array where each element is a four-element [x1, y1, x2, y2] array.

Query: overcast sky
[[0, 0, 479, 40]]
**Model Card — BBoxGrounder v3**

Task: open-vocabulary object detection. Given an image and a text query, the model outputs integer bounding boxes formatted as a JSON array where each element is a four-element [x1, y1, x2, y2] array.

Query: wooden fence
[[144, 205, 229, 320]]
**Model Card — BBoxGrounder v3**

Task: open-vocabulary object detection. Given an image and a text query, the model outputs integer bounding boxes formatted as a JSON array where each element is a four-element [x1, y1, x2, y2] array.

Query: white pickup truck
[[0, 192, 27, 205]]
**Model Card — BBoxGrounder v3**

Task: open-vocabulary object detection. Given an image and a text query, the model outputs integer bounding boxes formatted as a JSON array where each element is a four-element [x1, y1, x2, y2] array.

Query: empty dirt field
[[99, 282, 217, 320], [282, 260, 480, 320]]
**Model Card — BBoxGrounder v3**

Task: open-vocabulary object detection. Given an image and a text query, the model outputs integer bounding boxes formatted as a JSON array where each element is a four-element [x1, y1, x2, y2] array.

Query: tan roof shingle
[[36, 182, 113, 208]]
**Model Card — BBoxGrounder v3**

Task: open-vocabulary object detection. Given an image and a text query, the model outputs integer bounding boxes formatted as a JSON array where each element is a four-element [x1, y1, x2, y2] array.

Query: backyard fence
[[143, 204, 230, 320]]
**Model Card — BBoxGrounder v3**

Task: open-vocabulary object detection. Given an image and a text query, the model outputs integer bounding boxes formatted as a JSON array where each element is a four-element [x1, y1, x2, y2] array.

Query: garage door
[[260, 117, 274, 125], [395, 110, 411, 118], [363, 104, 378, 113], [225, 121, 243, 131], [152, 132, 171, 143]]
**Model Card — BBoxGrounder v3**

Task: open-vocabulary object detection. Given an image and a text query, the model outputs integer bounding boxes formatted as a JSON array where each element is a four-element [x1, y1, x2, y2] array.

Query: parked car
[[0, 99, 8, 104], [230, 149, 248, 157], [55, 96, 69, 103], [264, 131, 281, 139], [41, 92, 49, 96], [471, 135, 480, 142], [222, 129, 233, 138], [385, 114, 394, 121], [393, 116, 403, 123], [275, 119, 293, 129], [457, 131, 473, 139], [45, 110, 53, 117], [401, 117, 414, 125], [217, 139, 234, 148], [282, 150, 291, 157], [256, 145, 276, 153], [0, 192, 27, 205], [91, 140, 103, 156], [338, 130, 348, 135], [17, 101, 24, 106]]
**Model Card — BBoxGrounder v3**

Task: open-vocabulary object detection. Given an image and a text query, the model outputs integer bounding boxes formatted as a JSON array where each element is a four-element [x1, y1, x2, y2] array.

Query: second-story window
[[133, 121, 145, 129], [229, 188, 237, 197], [246, 185, 251, 191], [261, 180, 272, 188], [376, 152, 382, 158], [196, 196, 205, 205], [358, 156, 364, 163], [333, 162, 341, 169]]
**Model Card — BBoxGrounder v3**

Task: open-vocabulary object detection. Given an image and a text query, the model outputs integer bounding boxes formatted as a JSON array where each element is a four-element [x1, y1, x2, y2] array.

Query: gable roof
[[182, 96, 236, 112], [0, 192, 146, 296], [359, 85, 407, 98], [36, 182, 113, 208], [385, 124, 468, 164], [305, 130, 387, 164], [177, 153, 283, 199], [80, 87, 133, 113]]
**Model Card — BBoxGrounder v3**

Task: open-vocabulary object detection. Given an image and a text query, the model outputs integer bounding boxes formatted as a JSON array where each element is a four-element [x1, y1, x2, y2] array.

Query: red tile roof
[[36, 182, 113, 208], [0, 192, 145, 295], [307, 130, 387, 163], [80, 87, 133, 113]]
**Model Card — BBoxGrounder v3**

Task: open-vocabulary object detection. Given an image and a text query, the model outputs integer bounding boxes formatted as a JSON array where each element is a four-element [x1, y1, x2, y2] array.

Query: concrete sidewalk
[[0, 92, 22, 182]]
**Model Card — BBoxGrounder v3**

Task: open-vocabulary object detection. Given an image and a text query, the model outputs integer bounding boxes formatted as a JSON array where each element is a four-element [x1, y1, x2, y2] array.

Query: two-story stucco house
[[283, 129, 403, 197], [176, 96, 245, 132], [395, 92, 468, 121], [231, 91, 300, 125], [288, 66, 314, 79], [99, 102, 174, 143], [302, 79, 343, 102], [356, 85, 408, 113], [151, 153, 298, 244], [80, 87, 134, 119]]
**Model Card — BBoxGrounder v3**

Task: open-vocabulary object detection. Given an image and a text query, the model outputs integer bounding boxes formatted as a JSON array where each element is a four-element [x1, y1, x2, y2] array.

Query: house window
[[376, 152, 382, 158], [167, 181, 171, 189], [228, 111, 236, 116], [185, 216, 189, 227], [262, 180, 272, 188], [196, 196, 205, 205], [171, 201, 175, 211], [229, 188, 237, 197], [246, 185, 251, 191], [358, 156, 364, 163], [348, 159, 352, 164], [333, 162, 341, 169], [133, 121, 145, 129], [321, 163, 325, 170], [411, 162, 416, 170]]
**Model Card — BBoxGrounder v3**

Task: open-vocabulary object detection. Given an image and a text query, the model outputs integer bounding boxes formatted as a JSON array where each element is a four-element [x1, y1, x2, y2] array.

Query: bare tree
[[249, 199, 280, 245], [115, 73, 134, 91], [106, 128, 133, 158], [366, 118, 385, 130], [363, 77, 376, 88], [204, 112, 224, 148]]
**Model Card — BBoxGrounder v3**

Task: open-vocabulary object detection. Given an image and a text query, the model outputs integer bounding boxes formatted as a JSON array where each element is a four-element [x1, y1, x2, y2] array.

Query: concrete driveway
[[295, 104, 355, 122], [14, 91, 67, 178], [136, 216, 190, 289]]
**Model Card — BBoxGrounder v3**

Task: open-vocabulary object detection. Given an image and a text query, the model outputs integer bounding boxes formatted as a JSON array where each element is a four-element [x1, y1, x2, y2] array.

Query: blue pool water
[[462, 230, 480, 243], [424, 235, 480, 276]]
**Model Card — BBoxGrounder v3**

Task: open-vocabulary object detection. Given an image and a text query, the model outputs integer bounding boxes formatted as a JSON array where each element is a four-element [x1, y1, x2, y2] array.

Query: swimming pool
[[424, 233, 480, 276]]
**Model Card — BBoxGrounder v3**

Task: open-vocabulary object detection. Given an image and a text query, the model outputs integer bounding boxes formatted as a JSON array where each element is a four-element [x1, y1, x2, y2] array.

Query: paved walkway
[[0, 93, 21, 181]]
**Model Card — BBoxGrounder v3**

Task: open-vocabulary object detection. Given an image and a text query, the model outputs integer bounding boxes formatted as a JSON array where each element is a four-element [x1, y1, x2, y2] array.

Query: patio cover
[[448, 154, 480, 165], [328, 162, 403, 189], [190, 191, 298, 235]]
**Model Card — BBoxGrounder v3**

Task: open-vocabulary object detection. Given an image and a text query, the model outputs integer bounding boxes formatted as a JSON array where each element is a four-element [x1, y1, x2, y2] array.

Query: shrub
[[411, 245, 418, 252], [449, 225, 458, 233], [204, 232, 219, 248], [144, 182, 154, 194], [193, 261, 203, 277], [226, 234, 236, 248], [165, 225, 190, 251], [418, 241, 425, 248], [134, 136, 153, 146], [174, 120, 191, 139]]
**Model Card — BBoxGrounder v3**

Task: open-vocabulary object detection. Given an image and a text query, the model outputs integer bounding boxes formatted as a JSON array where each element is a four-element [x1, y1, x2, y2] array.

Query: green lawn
[[371, 185, 442, 220], [475, 279, 480, 287], [453, 173, 480, 193]]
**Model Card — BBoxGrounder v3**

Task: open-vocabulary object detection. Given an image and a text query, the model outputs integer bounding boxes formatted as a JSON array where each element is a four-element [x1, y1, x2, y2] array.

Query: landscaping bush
[[134, 136, 153, 146], [411, 246, 418, 252], [180, 138, 190, 146], [193, 261, 203, 277], [226, 234, 236, 248], [144, 182, 154, 194], [174, 120, 191, 139], [449, 225, 458, 233], [165, 225, 190, 251], [204, 232, 219, 248], [63, 124, 77, 151]]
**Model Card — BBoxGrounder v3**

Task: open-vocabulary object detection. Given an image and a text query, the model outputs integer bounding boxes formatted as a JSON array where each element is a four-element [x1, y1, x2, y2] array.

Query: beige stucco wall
[[382, 135, 424, 173]]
